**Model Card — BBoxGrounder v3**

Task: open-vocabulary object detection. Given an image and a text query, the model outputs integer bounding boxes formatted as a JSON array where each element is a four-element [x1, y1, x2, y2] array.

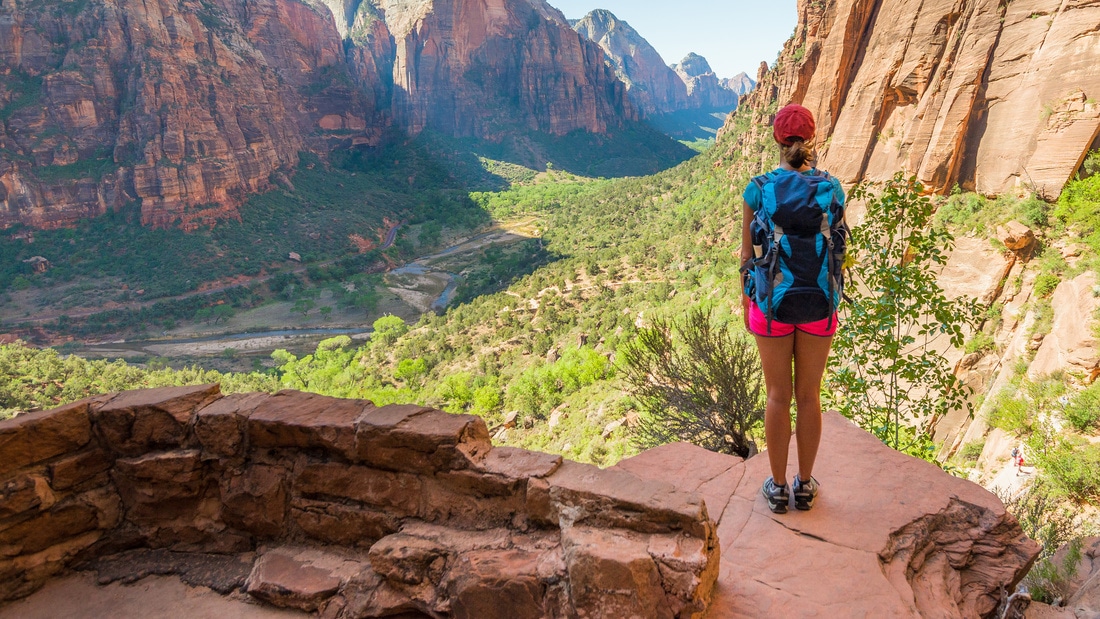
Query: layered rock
[[570, 10, 745, 117], [1028, 271, 1100, 379], [721, 72, 756, 98], [0, 385, 1040, 617], [0, 0, 376, 230], [1, 0, 642, 230], [617, 412, 1040, 618], [363, 0, 635, 138], [0, 386, 719, 617], [571, 9, 690, 115], [723, 0, 1100, 198]]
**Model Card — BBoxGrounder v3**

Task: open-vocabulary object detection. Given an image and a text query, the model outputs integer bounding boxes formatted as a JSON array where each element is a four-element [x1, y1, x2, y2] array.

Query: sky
[[547, 0, 797, 79]]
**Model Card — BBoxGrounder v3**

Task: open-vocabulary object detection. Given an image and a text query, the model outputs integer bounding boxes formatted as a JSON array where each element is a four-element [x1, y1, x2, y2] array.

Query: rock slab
[[618, 412, 1041, 619]]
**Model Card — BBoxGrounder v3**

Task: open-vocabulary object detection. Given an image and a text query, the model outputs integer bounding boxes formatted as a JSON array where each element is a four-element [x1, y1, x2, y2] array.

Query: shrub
[[1063, 382, 1100, 432], [1026, 539, 1082, 603], [372, 315, 408, 347], [1032, 439, 1100, 503], [619, 306, 764, 458], [1001, 482, 1097, 602], [959, 440, 985, 462], [964, 331, 996, 355], [1034, 273, 1060, 298], [986, 389, 1033, 436]]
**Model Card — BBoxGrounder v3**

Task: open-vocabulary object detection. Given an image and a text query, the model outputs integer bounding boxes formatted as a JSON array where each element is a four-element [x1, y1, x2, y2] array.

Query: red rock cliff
[[725, 0, 1100, 198], [355, 0, 637, 138], [1, 0, 638, 230], [0, 0, 377, 230]]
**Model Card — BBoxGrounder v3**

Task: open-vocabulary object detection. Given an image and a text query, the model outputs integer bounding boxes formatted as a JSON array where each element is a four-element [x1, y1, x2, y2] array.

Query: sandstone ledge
[[616, 413, 1041, 618], [0, 388, 1039, 617], [0, 386, 718, 618]]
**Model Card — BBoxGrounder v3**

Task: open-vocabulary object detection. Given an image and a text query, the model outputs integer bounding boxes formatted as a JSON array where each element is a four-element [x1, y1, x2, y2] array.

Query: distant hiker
[[740, 103, 848, 514], [1014, 446, 1026, 475]]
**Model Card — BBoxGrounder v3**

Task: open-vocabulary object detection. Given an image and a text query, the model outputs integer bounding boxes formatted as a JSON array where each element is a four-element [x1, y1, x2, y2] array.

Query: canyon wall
[[365, 0, 635, 139], [0, 0, 376, 230], [672, 53, 739, 111], [0, 0, 637, 229], [571, 9, 691, 116], [725, 0, 1100, 198]]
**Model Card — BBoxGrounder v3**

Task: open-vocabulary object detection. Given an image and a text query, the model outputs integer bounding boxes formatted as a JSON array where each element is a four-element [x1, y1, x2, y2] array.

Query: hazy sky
[[548, 0, 797, 79]]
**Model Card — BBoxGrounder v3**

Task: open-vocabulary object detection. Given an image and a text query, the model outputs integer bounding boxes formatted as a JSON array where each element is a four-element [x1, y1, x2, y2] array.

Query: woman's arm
[[740, 200, 753, 267]]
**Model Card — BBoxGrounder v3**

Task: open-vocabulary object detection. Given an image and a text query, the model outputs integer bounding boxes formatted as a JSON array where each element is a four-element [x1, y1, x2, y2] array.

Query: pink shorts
[[748, 302, 838, 338]]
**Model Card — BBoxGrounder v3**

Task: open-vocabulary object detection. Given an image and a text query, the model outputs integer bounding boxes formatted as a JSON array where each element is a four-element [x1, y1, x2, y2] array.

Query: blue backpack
[[741, 169, 849, 329]]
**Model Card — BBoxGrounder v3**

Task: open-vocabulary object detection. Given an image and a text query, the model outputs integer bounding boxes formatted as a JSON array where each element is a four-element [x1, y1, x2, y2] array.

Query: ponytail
[[781, 138, 815, 168]]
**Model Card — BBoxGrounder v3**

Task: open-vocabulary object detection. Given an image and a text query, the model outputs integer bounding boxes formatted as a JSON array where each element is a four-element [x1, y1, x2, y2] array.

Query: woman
[[740, 103, 846, 514]]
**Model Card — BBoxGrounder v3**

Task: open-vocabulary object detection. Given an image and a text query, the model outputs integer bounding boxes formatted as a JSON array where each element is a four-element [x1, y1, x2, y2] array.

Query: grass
[[35, 151, 117, 182], [0, 72, 43, 121]]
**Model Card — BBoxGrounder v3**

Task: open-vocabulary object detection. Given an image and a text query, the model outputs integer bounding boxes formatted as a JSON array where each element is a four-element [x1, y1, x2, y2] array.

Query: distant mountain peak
[[675, 53, 713, 78]]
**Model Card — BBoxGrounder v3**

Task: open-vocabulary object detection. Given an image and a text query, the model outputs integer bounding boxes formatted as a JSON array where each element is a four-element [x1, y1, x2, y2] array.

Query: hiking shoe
[[761, 477, 789, 514], [793, 474, 819, 511]]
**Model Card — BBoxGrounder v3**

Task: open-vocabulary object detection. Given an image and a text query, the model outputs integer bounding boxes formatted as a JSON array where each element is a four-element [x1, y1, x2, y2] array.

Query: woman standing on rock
[[739, 103, 848, 514]]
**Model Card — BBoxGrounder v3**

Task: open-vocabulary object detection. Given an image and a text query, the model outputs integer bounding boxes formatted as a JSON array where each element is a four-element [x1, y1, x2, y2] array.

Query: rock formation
[[617, 412, 1039, 618], [0, 386, 1040, 617], [0, 385, 718, 617], [0, 0, 379, 230], [0, 0, 639, 230], [724, 0, 1100, 198], [355, 0, 635, 139], [721, 72, 756, 98], [571, 10, 745, 116], [1059, 537, 1100, 616], [572, 9, 688, 115], [672, 53, 739, 111]]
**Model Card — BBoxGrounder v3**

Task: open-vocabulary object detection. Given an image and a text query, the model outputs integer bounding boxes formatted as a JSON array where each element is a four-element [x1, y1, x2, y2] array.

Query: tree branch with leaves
[[825, 173, 981, 458]]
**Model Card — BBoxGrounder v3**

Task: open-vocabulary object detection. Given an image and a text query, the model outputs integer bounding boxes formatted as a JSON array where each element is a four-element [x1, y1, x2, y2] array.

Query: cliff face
[[571, 11, 745, 116], [0, 0, 375, 230], [571, 9, 690, 116], [727, 0, 1100, 198], [365, 0, 635, 138], [0, 0, 639, 230]]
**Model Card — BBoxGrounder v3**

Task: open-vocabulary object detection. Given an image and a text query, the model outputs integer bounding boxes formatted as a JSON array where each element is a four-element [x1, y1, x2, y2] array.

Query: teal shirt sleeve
[[742, 181, 762, 212], [831, 176, 846, 206]]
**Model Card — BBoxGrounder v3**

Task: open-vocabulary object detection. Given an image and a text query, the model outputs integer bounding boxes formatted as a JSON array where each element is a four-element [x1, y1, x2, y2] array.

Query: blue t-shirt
[[743, 168, 845, 213]]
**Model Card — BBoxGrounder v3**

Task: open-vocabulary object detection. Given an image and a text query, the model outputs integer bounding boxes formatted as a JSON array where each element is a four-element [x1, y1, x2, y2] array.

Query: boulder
[[1030, 272, 1100, 379], [0, 401, 92, 477], [247, 390, 372, 460], [1000, 221, 1038, 255], [355, 405, 491, 473], [245, 547, 358, 612], [92, 385, 222, 456]]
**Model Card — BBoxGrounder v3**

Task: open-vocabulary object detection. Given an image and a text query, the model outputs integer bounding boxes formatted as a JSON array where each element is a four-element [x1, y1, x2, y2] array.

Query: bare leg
[[755, 334, 795, 486], [792, 331, 833, 481]]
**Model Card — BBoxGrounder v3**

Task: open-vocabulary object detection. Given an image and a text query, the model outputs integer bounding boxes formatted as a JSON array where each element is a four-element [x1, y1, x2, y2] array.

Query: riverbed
[[77, 219, 537, 362]]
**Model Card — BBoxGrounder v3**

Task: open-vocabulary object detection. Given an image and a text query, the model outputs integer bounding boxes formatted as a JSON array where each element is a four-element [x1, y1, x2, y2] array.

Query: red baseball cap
[[773, 104, 816, 145]]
